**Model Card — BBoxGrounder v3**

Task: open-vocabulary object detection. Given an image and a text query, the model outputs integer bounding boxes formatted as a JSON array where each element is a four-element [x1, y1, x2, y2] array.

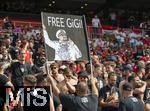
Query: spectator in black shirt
[[9, 39, 21, 60], [10, 50, 32, 86], [99, 73, 119, 111], [119, 82, 144, 111]]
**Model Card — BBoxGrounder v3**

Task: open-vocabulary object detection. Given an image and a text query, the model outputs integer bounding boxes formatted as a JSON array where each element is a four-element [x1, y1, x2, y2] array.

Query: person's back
[[60, 93, 98, 111], [119, 82, 145, 111], [119, 96, 144, 111]]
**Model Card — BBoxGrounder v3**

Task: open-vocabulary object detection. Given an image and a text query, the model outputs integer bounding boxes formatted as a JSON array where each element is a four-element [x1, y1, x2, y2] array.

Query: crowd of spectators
[[0, 1, 38, 14], [0, 14, 149, 111], [91, 9, 150, 30]]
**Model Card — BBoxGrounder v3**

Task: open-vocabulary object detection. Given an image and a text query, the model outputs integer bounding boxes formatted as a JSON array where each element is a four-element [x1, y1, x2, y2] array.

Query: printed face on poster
[[41, 12, 90, 61]]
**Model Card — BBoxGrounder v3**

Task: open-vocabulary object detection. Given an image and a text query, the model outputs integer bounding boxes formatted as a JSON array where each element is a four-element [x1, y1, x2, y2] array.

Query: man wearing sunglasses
[[78, 71, 89, 83], [48, 63, 64, 85]]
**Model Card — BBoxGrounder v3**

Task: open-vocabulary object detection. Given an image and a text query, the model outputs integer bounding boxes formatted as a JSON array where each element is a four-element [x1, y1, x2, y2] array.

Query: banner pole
[[83, 15, 93, 77], [41, 12, 53, 100]]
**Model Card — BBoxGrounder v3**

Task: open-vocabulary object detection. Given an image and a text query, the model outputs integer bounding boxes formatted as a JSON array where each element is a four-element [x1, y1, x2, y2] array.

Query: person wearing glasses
[[48, 62, 64, 85], [78, 71, 89, 83]]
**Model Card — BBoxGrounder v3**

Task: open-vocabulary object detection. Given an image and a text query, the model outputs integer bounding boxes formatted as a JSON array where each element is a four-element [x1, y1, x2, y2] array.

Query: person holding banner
[[43, 26, 82, 61]]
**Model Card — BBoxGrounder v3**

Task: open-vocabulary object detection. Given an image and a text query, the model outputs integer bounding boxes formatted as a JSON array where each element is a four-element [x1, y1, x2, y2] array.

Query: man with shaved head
[[76, 81, 89, 96]]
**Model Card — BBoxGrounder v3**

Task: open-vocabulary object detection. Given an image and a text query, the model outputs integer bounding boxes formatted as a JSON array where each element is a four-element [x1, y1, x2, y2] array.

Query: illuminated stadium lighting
[[49, 4, 52, 6], [52, 1, 55, 4], [81, 6, 84, 9], [85, 3, 88, 6]]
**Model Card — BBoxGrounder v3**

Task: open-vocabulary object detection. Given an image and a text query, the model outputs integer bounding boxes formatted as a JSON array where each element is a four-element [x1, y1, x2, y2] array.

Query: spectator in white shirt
[[92, 15, 101, 38]]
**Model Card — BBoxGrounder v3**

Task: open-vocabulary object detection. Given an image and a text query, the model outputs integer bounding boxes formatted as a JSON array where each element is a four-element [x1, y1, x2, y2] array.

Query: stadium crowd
[[0, 14, 149, 111]]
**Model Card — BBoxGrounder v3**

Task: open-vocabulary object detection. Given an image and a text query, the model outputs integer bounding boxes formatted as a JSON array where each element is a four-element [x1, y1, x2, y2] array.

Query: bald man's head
[[76, 81, 89, 96]]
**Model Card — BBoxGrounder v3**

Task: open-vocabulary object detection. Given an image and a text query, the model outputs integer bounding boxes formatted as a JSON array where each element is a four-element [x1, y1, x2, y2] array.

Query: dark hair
[[36, 74, 47, 84], [24, 75, 37, 85], [50, 63, 59, 68], [78, 71, 89, 78], [69, 62, 76, 68], [122, 82, 133, 91], [128, 75, 136, 82], [108, 72, 117, 79]]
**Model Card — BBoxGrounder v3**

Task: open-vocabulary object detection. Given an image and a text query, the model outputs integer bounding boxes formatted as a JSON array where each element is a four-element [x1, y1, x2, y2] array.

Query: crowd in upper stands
[[0, 0, 150, 30], [0, 1, 37, 13], [94, 9, 150, 29]]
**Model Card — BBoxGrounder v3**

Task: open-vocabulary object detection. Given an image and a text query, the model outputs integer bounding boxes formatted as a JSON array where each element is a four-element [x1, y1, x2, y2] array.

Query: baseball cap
[[59, 65, 67, 69], [122, 83, 133, 91], [124, 64, 133, 71], [56, 29, 66, 38], [78, 71, 89, 78]]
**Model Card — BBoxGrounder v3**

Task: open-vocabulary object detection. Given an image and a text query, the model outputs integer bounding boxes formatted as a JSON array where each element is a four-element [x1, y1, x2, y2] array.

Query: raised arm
[[91, 77, 99, 96], [49, 96, 55, 111], [64, 76, 76, 94], [48, 75, 60, 97], [42, 26, 56, 49]]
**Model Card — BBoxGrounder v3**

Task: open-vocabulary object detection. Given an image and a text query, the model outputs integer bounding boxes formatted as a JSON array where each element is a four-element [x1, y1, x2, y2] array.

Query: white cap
[[56, 29, 66, 38], [60, 65, 67, 69], [145, 35, 149, 37]]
